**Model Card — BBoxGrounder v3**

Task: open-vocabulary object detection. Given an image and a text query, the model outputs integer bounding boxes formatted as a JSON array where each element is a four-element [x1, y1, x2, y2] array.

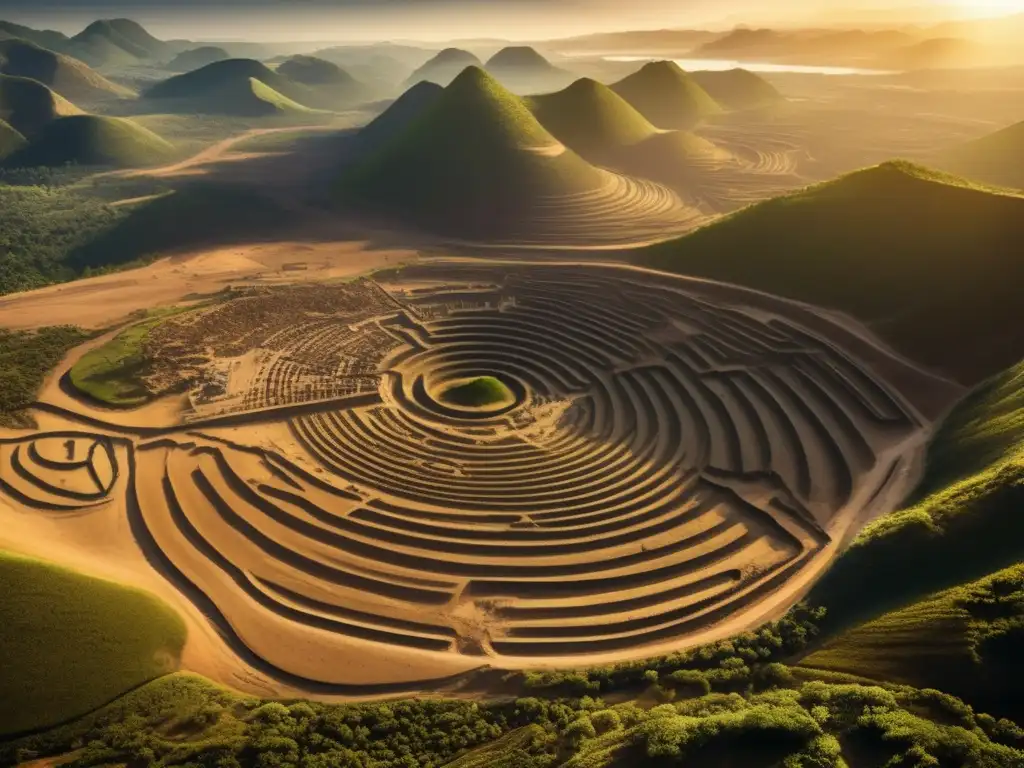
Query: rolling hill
[[689, 68, 783, 110], [166, 45, 230, 73], [69, 18, 170, 67], [145, 58, 316, 114], [610, 61, 721, 129], [339, 66, 606, 237], [3, 114, 174, 168], [636, 161, 1024, 384], [356, 80, 443, 151], [485, 46, 574, 92], [0, 39, 133, 102], [939, 120, 1024, 190], [0, 20, 72, 53], [0, 74, 81, 137], [276, 54, 368, 106], [406, 47, 481, 86]]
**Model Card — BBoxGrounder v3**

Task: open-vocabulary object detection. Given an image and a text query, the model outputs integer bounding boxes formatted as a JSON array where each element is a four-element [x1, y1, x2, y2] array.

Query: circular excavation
[[2, 262, 931, 691]]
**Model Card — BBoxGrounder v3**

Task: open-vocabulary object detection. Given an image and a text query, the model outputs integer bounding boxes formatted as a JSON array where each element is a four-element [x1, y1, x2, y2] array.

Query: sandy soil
[[0, 260, 962, 696]]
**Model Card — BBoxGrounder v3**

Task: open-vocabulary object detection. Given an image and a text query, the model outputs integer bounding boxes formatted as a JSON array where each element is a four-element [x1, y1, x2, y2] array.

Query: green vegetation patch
[[3, 115, 175, 169], [441, 376, 515, 408], [636, 160, 1024, 384], [610, 60, 721, 129], [0, 325, 92, 426], [0, 550, 186, 737], [803, 563, 1024, 717], [69, 307, 189, 407], [3, 671, 1021, 768]]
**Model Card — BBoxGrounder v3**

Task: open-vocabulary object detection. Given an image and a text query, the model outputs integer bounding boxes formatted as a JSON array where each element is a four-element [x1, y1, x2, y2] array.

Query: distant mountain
[[484, 46, 574, 93], [0, 21, 71, 53], [406, 48, 481, 86], [166, 46, 230, 73], [939, 120, 1024, 191], [637, 161, 1024, 383], [0, 39, 133, 102], [883, 37, 984, 70], [0, 74, 81, 137], [3, 114, 174, 168], [544, 28, 719, 53], [145, 58, 317, 114], [275, 55, 370, 105], [356, 80, 443, 151], [338, 66, 607, 237], [610, 61, 720, 129], [69, 19, 171, 67], [689, 69, 782, 110]]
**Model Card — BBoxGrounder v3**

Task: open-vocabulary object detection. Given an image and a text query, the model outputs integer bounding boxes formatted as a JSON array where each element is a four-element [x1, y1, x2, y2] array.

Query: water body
[[605, 55, 898, 77]]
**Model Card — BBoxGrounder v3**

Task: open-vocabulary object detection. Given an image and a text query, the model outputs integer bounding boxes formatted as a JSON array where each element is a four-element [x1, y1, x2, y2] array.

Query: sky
[[1, 0, 1022, 42]]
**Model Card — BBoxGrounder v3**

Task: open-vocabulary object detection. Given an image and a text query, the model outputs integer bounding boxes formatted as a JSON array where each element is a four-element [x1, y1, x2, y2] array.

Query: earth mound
[[406, 47, 481, 86], [611, 60, 721, 129], [690, 68, 783, 110], [3, 114, 175, 168], [145, 58, 315, 114], [439, 376, 516, 409], [637, 160, 1024, 382], [277, 54, 357, 86], [485, 46, 574, 92], [939, 120, 1024, 190], [0, 73, 81, 136], [526, 77, 656, 158], [0, 39, 133, 102], [356, 80, 443, 150], [166, 45, 230, 73], [340, 66, 697, 242], [0, 21, 71, 55]]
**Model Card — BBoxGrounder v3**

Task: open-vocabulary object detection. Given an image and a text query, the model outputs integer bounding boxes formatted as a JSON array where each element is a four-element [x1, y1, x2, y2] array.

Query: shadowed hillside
[[690, 68, 783, 110], [406, 47, 481, 86], [0, 74, 81, 136], [356, 80, 443, 150], [3, 114, 174, 168], [277, 54, 357, 86], [166, 45, 230, 73], [0, 118, 25, 157], [637, 161, 1024, 383], [0, 21, 71, 53], [940, 120, 1024, 190], [339, 66, 606, 237], [611, 60, 721, 129], [145, 58, 316, 114], [803, 358, 1024, 719], [0, 39, 133, 102]]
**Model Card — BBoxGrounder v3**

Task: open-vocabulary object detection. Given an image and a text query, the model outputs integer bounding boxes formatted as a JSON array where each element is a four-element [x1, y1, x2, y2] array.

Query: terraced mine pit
[[0, 261, 937, 692]]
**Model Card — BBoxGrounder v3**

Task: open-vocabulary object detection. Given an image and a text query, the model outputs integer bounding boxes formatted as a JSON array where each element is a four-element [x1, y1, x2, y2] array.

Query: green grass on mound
[[166, 45, 231, 73], [0, 550, 186, 737], [610, 61, 721, 129], [0, 74, 81, 138], [441, 376, 514, 407], [246, 76, 314, 115], [0, 38, 133, 102], [68, 314, 165, 406], [3, 115, 174, 169], [277, 54, 357, 87], [357, 80, 444, 151], [636, 160, 1024, 384], [526, 78, 656, 158], [339, 66, 605, 235]]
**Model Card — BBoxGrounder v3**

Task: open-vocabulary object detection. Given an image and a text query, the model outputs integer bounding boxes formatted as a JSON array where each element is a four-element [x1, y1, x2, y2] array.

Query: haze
[[4, 0, 1024, 42]]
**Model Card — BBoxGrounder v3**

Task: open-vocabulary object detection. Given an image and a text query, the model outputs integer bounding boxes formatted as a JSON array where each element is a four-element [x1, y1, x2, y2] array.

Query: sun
[[948, 0, 1024, 16]]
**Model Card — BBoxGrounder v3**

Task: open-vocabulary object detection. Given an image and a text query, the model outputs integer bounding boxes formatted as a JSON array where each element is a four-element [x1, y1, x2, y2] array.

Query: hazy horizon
[[3, 0, 1023, 43]]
